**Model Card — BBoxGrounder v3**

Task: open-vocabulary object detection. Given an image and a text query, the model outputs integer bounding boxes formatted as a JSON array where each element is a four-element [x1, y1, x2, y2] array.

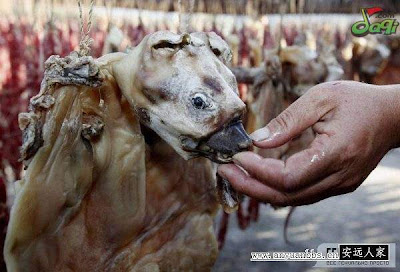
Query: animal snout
[[227, 121, 253, 152], [204, 120, 252, 157]]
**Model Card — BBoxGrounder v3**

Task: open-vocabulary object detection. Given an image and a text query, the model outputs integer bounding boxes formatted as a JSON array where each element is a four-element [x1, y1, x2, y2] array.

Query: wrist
[[379, 85, 400, 149]]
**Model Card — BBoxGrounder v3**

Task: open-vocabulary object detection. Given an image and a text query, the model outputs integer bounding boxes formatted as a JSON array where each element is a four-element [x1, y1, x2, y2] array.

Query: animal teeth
[[200, 145, 211, 152], [181, 137, 198, 150], [217, 153, 230, 161], [238, 141, 250, 149], [222, 154, 230, 159]]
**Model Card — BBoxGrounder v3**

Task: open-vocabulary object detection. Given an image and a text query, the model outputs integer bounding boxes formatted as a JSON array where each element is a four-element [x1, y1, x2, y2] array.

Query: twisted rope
[[77, 0, 95, 56], [178, 0, 182, 33]]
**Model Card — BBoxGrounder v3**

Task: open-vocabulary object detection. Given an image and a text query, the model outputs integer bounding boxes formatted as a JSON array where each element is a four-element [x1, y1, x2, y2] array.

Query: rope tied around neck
[[77, 0, 94, 56]]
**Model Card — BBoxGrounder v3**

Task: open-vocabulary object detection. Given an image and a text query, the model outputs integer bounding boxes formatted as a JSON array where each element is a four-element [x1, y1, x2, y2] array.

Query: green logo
[[351, 7, 398, 37]]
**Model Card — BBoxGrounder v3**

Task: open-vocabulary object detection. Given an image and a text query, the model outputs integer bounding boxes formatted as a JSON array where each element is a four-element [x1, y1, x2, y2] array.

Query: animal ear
[[188, 32, 232, 64], [206, 32, 233, 64], [149, 31, 191, 51]]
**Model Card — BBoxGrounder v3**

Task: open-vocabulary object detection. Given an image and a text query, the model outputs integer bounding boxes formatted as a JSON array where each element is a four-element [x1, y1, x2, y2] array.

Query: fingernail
[[232, 158, 242, 168], [217, 165, 231, 178], [250, 127, 270, 142], [232, 153, 247, 166], [233, 152, 262, 166]]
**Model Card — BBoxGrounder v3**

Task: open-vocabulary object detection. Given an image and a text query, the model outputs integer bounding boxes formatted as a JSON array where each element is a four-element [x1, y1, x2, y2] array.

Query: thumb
[[250, 85, 335, 149]]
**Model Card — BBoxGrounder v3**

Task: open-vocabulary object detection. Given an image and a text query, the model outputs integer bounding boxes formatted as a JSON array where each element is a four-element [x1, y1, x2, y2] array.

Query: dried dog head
[[112, 31, 252, 163]]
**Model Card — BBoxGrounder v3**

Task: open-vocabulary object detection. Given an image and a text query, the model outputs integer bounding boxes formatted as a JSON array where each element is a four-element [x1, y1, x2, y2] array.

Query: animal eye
[[191, 93, 209, 109], [212, 48, 221, 56]]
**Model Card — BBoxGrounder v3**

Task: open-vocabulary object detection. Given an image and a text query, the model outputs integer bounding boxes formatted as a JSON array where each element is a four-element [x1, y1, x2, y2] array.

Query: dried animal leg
[[216, 173, 239, 214]]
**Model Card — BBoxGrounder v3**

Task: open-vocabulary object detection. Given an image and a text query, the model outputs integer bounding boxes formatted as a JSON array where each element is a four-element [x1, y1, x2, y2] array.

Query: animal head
[[262, 45, 343, 97], [353, 36, 390, 77], [113, 31, 251, 163]]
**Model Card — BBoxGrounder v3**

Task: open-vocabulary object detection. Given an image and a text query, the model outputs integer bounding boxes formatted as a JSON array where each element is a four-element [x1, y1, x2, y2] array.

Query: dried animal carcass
[[102, 25, 126, 55], [233, 45, 344, 159], [372, 35, 400, 85], [370, 36, 400, 85], [338, 35, 391, 83], [224, 44, 344, 243], [4, 31, 252, 272]]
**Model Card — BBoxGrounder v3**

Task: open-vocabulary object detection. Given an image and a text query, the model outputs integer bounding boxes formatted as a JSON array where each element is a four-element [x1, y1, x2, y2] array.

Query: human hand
[[218, 81, 400, 206]]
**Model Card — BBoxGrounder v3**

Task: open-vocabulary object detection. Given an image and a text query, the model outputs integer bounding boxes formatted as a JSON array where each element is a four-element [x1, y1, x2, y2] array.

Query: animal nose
[[204, 120, 252, 156]]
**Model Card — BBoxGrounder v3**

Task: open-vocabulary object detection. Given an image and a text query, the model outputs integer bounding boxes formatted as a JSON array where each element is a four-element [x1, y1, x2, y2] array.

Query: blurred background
[[0, 1, 400, 271]]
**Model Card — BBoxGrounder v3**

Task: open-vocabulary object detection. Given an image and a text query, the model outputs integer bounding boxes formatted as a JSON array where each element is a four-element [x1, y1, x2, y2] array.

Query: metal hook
[[182, 33, 191, 46]]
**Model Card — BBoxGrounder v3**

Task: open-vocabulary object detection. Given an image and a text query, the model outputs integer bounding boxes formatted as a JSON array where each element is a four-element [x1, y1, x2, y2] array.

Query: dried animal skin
[[18, 112, 44, 167], [234, 45, 344, 159], [6, 31, 249, 272], [41, 52, 103, 89], [81, 114, 104, 140], [216, 174, 239, 213], [18, 52, 104, 168]]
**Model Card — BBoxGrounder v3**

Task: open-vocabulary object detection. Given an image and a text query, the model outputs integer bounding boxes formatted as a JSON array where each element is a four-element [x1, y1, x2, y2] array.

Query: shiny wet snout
[[200, 120, 253, 163]]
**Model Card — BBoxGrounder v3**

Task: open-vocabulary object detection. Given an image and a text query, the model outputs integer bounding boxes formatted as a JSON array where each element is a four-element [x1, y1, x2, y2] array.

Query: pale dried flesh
[[235, 45, 344, 159], [5, 52, 219, 271], [5, 30, 252, 271]]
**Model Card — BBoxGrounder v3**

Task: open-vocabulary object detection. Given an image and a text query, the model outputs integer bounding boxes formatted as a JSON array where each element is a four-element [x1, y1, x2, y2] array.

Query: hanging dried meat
[[4, 31, 252, 271]]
